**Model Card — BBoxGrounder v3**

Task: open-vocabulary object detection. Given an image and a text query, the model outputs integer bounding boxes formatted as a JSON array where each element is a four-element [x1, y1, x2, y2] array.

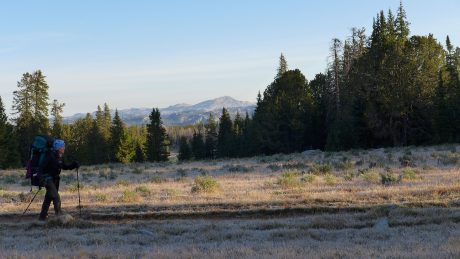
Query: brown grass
[[1, 144, 460, 257]]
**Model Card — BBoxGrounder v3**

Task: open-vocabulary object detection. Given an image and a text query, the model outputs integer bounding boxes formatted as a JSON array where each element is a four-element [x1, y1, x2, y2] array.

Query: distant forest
[[1, 3, 459, 168]]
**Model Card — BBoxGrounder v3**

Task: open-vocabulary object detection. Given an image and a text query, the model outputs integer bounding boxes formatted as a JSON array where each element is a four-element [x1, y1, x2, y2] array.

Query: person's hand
[[73, 161, 80, 169]]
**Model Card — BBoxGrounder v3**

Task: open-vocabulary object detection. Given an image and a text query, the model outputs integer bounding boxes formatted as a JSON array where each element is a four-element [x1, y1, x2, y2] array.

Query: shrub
[[309, 163, 332, 175], [362, 170, 380, 184], [99, 171, 108, 179], [267, 164, 283, 171], [3, 175, 18, 184], [399, 154, 415, 167], [226, 164, 251, 173], [335, 160, 354, 171], [343, 171, 354, 181], [95, 193, 108, 202], [381, 173, 401, 185], [119, 190, 139, 203], [149, 176, 165, 184], [135, 186, 150, 194], [177, 168, 188, 177], [324, 174, 337, 186], [164, 188, 180, 198], [191, 176, 220, 193], [278, 172, 302, 188], [109, 171, 118, 180], [131, 168, 144, 174], [402, 169, 417, 180], [438, 153, 459, 166], [301, 174, 317, 183], [282, 161, 308, 170], [115, 180, 129, 187]]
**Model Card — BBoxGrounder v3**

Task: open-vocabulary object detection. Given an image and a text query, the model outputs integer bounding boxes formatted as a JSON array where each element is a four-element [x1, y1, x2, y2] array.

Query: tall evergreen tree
[[0, 96, 20, 168], [110, 109, 124, 162], [276, 53, 288, 78], [253, 69, 314, 154], [217, 108, 234, 158], [178, 136, 192, 161], [50, 99, 65, 138], [145, 108, 170, 162], [116, 129, 136, 164], [133, 142, 145, 163], [395, 0, 410, 40], [12, 70, 50, 163], [191, 131, 206, 160], [204, 113, 218, 159]]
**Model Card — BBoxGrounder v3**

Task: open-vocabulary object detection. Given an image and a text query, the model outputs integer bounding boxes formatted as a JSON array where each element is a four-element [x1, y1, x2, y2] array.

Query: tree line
[[1, 2, 460, 168], [179, 2, 460, 159], [0, 74, 170, 168]]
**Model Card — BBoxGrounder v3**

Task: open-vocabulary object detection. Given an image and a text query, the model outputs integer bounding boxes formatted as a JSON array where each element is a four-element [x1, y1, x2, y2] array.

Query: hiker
[[38, 139, 79, 221]]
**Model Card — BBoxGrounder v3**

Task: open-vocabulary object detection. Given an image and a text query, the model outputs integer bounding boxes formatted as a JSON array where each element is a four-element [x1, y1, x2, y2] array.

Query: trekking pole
[[22, 189, 40, 216], [76, 167, 82, 218]]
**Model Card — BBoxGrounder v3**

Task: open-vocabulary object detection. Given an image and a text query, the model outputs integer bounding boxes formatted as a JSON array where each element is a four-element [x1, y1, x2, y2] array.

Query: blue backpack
[[26, 135, 55, 188]]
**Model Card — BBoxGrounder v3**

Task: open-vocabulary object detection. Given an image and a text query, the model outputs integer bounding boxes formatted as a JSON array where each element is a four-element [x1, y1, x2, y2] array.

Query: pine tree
[[276, 53, 288, 78], [50, 99, 65, 138], [133, 142, 145, 163], [217, 108, 234, 158], [253, 69, 314, 154], [204, 113, 218, 159], [0, 96, 20, 168], [12, 70, 50, 163], [395, 0, 410, 40], [116, 129, 136, 164], [178, 136, 192, 161], [191, 131, 206, 160], [110, 109, 124, 162], [145, 108, 170, 162]]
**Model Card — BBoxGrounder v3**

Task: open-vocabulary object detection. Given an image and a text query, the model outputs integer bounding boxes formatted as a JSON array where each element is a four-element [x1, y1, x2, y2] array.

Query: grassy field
[[1, 144, 460, 258]]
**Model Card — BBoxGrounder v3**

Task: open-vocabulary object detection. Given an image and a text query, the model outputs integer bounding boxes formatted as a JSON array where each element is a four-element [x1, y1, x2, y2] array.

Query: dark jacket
[[40, 151, 77, 181]]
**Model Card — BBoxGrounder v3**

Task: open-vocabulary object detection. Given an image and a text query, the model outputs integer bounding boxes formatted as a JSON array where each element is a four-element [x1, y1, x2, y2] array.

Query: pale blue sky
[[0, 0, 459, 116]]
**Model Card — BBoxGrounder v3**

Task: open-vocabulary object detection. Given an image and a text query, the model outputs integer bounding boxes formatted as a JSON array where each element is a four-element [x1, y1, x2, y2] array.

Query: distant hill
[[63, 96, 256, 126]]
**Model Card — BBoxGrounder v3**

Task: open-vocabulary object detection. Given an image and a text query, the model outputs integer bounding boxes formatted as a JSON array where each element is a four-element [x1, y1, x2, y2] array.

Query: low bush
[[278, 172, 302, 188], [438, 153, 459, 166], [94, 193, 108, 202], [225, 164, 251, 173], [399, 154, 416, 167], [335, 160, 354, 171], [119, 190, 139, 203], [267, 164, 283, 171], [402, 168, 417, 180], [308, 163, 332, 175], [131, 168, 144, 174], [135, 186, 150, 194], [301, 174, 317, 183], [362, 169, 380, 184], [149, 176, 165, 184], [343, 171, 354, 181], [324, 174, 338, 186], [115, 180, 129, 187], [381, 173, 401, 185], [191, 176, 220, 193]]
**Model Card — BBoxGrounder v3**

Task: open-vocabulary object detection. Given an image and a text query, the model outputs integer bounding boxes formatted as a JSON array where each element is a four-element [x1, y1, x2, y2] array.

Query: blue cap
[[53, 139, 65, 150]]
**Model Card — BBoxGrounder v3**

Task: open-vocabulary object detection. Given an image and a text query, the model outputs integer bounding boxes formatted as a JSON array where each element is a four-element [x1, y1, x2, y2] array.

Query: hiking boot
[[38, 215, 47, 221]]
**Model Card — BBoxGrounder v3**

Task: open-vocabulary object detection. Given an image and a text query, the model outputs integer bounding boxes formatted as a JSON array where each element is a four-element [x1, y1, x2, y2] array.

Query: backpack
[[25, 135, 55, 188]]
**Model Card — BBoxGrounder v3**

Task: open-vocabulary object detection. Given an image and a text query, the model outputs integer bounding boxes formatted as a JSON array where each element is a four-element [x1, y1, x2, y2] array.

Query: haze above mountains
[[63, 96, 255, 126]]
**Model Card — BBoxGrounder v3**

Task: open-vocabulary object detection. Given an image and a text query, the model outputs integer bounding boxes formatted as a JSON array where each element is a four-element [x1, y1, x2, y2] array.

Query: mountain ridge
[[63, 96, 255, 126]]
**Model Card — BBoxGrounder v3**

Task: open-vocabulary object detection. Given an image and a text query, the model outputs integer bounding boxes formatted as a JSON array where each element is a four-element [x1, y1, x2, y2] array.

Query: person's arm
[[62, 160, 79, 170]]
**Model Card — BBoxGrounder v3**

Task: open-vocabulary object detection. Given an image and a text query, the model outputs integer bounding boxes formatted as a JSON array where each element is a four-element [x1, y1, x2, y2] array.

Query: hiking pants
[[39, 178, 61, 219]]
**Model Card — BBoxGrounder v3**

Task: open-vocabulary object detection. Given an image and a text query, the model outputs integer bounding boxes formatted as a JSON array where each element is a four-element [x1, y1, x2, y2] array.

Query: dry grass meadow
[[1, 144, 460, 258]]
